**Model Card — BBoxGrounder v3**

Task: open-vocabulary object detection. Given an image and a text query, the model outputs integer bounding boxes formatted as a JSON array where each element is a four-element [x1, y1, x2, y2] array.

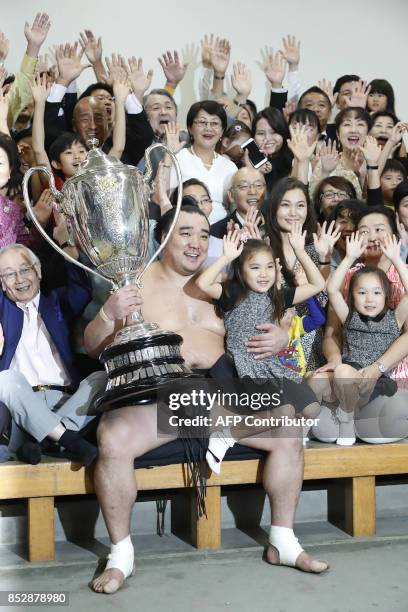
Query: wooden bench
[[1, 440, 408, 562]]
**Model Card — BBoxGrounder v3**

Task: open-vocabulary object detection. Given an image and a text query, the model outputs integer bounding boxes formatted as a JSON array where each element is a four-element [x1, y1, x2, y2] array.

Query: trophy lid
[[71, 139, 124, 180]]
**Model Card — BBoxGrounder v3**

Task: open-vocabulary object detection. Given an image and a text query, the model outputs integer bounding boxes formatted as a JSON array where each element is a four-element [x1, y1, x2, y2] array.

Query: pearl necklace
[[190, 146, 217, 170]]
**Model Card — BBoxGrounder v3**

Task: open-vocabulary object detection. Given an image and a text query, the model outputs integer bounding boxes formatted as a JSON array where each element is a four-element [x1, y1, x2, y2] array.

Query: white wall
[[2, 0, 408, 123]]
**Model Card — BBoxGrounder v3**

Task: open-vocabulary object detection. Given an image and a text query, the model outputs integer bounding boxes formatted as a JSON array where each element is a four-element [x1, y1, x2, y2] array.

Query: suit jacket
[[210, 210, 242, 239], [0, 263, 92, 389]]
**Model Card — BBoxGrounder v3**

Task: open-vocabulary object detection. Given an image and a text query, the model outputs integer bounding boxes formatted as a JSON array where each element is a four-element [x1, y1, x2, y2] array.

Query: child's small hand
[[380, 233, 401, 263], [279, 308, 295, 333], [288, 221, 306, 252], [222, 229, 244, 262], [345, 232, 367, 260]]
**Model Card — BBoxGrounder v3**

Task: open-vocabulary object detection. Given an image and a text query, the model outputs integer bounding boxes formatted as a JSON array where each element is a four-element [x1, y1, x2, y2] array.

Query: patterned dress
[[0, 195, 29, 248]]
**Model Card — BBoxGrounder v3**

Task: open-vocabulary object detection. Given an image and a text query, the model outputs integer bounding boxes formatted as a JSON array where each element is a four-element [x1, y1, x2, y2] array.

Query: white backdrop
[[2, 0, 408, 123]]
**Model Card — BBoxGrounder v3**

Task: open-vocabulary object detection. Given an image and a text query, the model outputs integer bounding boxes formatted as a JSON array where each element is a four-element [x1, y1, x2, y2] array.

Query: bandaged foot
[[267, 525, 328, 573], [206, 429, 236, 474], [336, 408, 356, 446], [92, 535, 135, 594]]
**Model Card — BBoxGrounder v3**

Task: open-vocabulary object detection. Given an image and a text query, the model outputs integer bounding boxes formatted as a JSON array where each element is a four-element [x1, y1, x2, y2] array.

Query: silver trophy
[[23, 141, 195, 410]]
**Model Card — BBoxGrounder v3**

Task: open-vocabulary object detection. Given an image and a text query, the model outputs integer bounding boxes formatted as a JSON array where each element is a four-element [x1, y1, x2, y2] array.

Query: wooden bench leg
[[327, 476, 376, 537], [171, 486, 221, 549], [27, 497, 55, 561]]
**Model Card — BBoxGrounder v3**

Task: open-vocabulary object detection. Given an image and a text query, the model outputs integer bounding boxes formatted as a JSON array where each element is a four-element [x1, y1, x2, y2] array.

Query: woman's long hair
[[0, 133, 23, 198], [215, 239, 285, 321], [265, 177, 317, 286]]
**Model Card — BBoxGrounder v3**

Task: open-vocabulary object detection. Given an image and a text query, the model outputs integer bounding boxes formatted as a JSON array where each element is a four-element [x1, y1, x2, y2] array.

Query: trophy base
[[95, 327, 198, 412]]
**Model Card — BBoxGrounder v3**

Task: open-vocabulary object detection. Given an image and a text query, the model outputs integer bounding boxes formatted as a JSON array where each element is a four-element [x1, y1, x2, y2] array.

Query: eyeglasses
[[234, 182, 266, 192], [0, 264, 35, 283], [193, 119, 222, 129], [321, 190, 348, 201]]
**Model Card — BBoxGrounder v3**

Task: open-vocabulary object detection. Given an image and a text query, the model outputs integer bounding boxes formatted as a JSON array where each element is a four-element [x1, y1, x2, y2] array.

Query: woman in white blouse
[[171, 101, 238, 224]]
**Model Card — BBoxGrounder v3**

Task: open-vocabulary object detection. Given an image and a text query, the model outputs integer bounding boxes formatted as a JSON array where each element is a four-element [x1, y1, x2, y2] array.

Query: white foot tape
[[105, 535, 134, 579], [268, 526, 304, 567], [206, 429, 236, 474]]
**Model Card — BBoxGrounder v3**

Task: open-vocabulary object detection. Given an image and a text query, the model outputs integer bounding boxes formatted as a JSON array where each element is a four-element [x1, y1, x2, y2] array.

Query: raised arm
[[158, 50, 188, 96], [380, 234, 408, 328], [210, 38, 230, 98], [196, 230, 243, 300], [30, 72, 52, 169], [108, 74, 129, 159], [287, 123, 317, 185], [79, 29, 107, 83], [326, 232, 366, 323], [288, 222, 326, 302]]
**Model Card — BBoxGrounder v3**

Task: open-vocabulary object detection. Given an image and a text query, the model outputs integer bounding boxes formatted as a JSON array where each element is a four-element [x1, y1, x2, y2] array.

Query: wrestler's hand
[[102, 285, 143, 321], [245, 322, 289, 360]]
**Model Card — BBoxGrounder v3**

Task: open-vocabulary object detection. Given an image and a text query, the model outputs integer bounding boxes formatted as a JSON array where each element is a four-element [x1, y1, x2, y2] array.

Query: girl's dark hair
[[313, 176, 357, 222], [355, 205, 399, 237], [381, 158, 407, 179], [222, 120, 252, 141], [186, 100, 228, 132], [368, 79, 396, 114], [266, 177, 317, 286], [215, 239, 285, 321], [346, 265, 391, 332], [244, 99, 257, 124], [288, 108, 320, 132], [154, 199, 209, 244], [335, 106, 372, 133], [170, 178, 211, 207], [253, 107, 292, 179], [0, 133, 23, 197]]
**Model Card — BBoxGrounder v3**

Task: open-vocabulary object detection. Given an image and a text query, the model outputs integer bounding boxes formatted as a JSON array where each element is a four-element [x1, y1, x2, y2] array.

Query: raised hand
[[32, 188, 55, 226], [287, 123, 317, 162], [158, 50, 188, 87], [349, 147, 366, 176], [0, 66, 8, 91], [112, 72, 130, 104], [318, 78, 334, 107], [105, 53, 128, 86], [79, 30, 103, 65], [127, 57, 153, 102], [241, 206, 262, 240], [30, 72, 51, 103], [223, 229, 244, 261], [380, 233, 402, 263], [24, 12, 51, 57], [345, 232, 367, 260], [316, 139, 339, 174], [151, 160, 172, 214], [56, 42, 91, 87], [288, 221, 306, 252], [312, 220, 341, 261], [280, 34, 300, 70], [397, 217, 408, 247], [359, 135, 381, 166], [344, 79, 371, 108], [282, 100, 296, 123], [388, 121, 408, 149], [231, 62, 251, 99], [262, 48, 287, 88], [210, 38, 230, 77], [200, 34, 218, 69], [164, 121, 185, 154], [0, 31, 10, 63]]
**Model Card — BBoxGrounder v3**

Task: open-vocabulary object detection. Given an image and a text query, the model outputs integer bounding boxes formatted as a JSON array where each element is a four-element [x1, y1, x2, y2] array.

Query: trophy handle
[[137, 143, 183, 287], [23, 166, 115, 288]]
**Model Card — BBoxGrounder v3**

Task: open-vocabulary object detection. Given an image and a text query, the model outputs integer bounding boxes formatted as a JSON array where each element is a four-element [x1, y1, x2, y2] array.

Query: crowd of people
[[1, 11, 408, 594]]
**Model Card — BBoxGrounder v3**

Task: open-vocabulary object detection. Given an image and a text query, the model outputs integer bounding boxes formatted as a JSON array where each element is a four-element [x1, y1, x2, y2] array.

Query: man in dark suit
[[0, 243, 105, 465], [210, 166, 266, 239]]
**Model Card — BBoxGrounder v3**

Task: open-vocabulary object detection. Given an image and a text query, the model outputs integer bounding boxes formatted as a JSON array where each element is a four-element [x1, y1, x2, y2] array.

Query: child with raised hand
[[196, 224, 325, 472], [323, 232, 408, 445]]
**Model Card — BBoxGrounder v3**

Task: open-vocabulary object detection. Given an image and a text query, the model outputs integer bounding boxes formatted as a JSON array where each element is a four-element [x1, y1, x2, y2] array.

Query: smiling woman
[[170, 101, 238, 224]]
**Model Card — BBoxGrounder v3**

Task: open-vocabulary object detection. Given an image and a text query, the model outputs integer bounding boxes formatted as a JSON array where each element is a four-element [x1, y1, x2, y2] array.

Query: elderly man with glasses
[[0, 244, 105, 465]]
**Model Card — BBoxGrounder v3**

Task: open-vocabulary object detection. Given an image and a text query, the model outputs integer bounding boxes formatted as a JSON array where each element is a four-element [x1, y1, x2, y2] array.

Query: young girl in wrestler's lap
[[196, 225, 326, 472], [309, 232, 408, 446]]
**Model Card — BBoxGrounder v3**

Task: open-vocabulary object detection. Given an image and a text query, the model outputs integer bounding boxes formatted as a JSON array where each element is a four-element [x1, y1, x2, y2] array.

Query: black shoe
[[16, 441, 42, 465]]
